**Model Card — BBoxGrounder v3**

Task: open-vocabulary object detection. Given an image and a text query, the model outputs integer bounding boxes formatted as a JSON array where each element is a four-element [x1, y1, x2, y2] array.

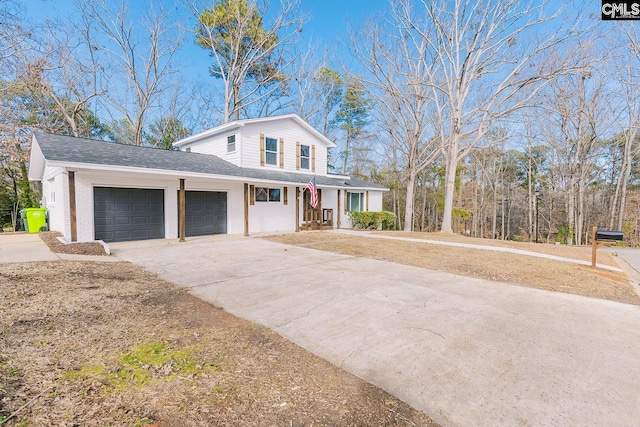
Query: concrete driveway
[[111, 235, 640, 426]]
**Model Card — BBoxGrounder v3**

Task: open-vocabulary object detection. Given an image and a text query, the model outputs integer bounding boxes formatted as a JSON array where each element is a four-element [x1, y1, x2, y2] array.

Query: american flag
[[306, 176, 318, 209]]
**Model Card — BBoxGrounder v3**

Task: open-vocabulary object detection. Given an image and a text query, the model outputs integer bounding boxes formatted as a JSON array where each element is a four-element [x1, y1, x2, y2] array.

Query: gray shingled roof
[[33, 131, 387, 190]]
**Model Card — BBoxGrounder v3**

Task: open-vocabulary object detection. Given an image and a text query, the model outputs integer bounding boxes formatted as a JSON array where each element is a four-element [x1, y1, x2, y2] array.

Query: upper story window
[[347, 192, 364, 212], [265, 137, 278, 165], [227, 135, 236, 153], [300, 144, 310, 170]]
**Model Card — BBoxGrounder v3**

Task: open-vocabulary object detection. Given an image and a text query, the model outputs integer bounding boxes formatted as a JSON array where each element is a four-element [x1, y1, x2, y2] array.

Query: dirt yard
[[2, 230, 637, 426], [0, 260, 437, 426], [266, 231, 640, 306], [39, 231, 110, 256]]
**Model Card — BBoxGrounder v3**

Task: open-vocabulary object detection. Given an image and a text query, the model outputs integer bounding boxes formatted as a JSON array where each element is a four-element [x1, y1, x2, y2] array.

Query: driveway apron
[[111, 236, 640, 427]]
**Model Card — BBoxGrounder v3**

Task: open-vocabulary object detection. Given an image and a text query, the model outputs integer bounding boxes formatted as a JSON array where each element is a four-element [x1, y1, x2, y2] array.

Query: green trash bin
[[22, 208, 48, 233]]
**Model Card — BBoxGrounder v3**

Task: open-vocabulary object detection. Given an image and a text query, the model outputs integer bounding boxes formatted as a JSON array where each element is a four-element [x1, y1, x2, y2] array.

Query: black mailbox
[[595, 230, 624, 241]]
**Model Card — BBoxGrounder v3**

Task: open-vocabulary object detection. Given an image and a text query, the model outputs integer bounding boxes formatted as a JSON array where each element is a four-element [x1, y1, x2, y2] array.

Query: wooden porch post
[[68, 171, 77, 242], [337, 190, 341, 229], [244, 183, 249, 236], [179, 179, 186, 242], [295, 186, 300, 232]]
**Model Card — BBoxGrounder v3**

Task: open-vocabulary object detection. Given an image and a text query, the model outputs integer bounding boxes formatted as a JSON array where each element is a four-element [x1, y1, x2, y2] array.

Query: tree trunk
[[421, 177, 427, 231], [342, 131, 351, 175], [617, 130, 635, 230], [568, 174, 576, 245], [480, 174, 485, 238], [576, 170, 586, 245], [233, 84, 241, 121], [441, 150, 458, 233], [500, 184, 505, 240], [404, 170, 417, 231], [506, 188, 512, 240], [609, 158, 623, 229], [528, 144, 533, 242], [472, 164, 478, 237], [491, 171, 497, 239]]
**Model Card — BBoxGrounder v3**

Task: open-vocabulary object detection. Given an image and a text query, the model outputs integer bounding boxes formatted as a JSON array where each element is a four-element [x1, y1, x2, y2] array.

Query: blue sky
[[21, 0, 390, 84], [303, 0, 388, 40], [19, 0, 391, 126], [22, 0, 390, 45]]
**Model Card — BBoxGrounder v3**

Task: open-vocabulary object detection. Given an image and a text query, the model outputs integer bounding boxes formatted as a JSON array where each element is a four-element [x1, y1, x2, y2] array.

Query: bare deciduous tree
[[538, 63, 611, 245], [0, 1, 30, 91], [350, 4, 440, 230], [291, 44, 343, 140], [78, 0, 183, 145], [13, 19, 104, 137], [610, 24, 640, 230], [401, 0, 581, 233]]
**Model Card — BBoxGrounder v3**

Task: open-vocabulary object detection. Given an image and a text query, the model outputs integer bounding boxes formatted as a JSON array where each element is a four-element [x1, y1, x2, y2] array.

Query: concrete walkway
[[332, 229, 623, 272], [111, 235, 640, 427], [0, 233, 59, 262], [0, 233, 117, 263]]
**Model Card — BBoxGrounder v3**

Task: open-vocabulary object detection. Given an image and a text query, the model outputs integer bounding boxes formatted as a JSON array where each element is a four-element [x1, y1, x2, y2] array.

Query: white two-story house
[[28, 114, 387, 243]]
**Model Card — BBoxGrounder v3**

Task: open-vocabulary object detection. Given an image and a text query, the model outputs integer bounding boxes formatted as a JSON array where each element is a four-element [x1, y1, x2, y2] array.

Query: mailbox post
[[591, 226, 624, 268]]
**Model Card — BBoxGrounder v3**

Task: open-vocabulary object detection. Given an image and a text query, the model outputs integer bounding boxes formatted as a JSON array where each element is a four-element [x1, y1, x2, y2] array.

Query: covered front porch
[[300, 188, 335, 231]]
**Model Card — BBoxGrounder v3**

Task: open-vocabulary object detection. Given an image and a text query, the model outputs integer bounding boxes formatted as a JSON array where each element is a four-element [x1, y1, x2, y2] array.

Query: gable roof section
[[174, 114, 337, 148], [31, 132, 386, 190]]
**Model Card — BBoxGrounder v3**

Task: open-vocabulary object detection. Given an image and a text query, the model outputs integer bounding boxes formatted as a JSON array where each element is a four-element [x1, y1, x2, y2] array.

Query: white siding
[[182, 133, 241, 166], [240, 118, 328, 174], [249, 184, 296, 233], [338, 189, 350, 229], [368, 191, 383, 211], [321, 188, 339, 227], [183, 117, 331, 176], [41, 171, 68, 238]]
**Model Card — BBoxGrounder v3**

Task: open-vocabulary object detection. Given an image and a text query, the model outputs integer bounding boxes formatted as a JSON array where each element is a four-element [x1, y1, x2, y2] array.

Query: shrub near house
[[347, 211, 396, 230]]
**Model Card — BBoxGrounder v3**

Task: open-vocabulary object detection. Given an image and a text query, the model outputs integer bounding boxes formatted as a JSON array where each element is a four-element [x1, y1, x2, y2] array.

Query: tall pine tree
[[335, 77, 371, 175]]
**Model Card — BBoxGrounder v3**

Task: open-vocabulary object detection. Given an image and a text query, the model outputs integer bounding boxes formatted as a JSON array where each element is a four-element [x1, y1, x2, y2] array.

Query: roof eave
[[28, 134, 46, 181], [43, 160, 388, 190], [174, 122, 245, 147], [174, 114, 337, 149]]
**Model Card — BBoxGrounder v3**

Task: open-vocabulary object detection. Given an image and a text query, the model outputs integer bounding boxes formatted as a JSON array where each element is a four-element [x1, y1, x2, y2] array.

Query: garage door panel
[[132, 203, 149, 211], [95, 218, 110, 226], [94, 187, 165, 242], [132, 216, 149, 225], [179, 191, 227, 237], [114, 230, 132, 239]]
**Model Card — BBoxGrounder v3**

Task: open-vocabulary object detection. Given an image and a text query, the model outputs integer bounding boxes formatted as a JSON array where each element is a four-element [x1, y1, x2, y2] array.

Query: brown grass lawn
[[0, 260, 438, 426], [265, 231, 640, 306]]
